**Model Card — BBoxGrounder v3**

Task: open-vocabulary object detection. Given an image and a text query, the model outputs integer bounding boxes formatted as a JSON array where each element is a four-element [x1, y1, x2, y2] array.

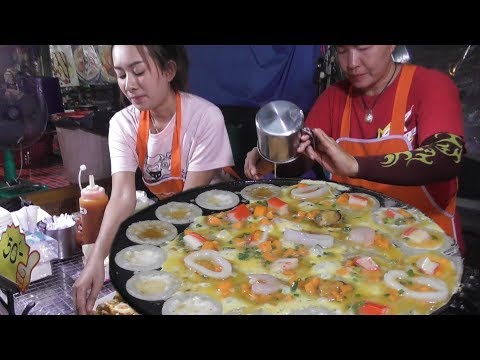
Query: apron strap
[[340, 86, 353, 138], [224, 166, 241, 180], [339, 65, 417, 138], [390, 64, 417, 135], [136, 111, 149, 171], [136, 92, 182, 178], [170, 92, 182, 177]]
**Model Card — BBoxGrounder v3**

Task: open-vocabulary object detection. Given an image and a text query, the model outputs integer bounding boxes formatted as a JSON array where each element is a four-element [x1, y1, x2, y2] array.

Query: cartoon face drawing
[[144, 152, 172, 184]]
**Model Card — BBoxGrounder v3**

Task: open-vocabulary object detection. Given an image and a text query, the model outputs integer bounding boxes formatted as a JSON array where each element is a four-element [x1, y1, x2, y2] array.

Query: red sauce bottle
[[79, 174, 109, 245]]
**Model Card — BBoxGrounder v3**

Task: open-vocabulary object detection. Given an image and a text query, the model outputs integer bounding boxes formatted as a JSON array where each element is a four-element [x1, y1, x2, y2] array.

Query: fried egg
[[116, 180, 462, 315], [337, 192, 380, 211], [394, 227, 454, 253], [240, 183, 281, 201], [161, 293, 223, 315], [372, 207, 419, 228], [155, 201, 202, 225], [115, 244, 167, 272], [126, 220, 177, 246], [195, 190, 240, 210], [126, 270, 180, 301]]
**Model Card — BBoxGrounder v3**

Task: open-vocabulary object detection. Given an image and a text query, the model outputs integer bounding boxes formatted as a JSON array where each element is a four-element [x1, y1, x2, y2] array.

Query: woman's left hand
[[298, 128, 359, 177]]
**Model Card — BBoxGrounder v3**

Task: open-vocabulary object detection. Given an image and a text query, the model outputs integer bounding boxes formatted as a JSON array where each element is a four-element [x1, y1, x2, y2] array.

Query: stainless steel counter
[[1, 255, 114, 315]]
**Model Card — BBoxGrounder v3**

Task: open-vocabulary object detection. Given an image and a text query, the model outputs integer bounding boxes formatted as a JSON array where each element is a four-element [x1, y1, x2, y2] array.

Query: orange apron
[[137, 92, 240, 200], [137, 92, 184, 200], [332, 65, 458, 242]]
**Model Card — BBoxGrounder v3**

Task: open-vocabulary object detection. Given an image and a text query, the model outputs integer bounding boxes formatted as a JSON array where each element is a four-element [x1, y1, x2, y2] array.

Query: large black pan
[[109, 179, 466, 315]]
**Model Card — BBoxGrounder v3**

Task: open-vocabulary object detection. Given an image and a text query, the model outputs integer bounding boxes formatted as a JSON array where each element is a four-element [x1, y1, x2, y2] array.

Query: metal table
[[1, 255, 114, 315]]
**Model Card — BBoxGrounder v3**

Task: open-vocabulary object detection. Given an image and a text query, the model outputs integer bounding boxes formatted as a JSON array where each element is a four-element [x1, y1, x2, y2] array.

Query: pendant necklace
[[150, 113, 160, 134], [361, 62, 397, 123]]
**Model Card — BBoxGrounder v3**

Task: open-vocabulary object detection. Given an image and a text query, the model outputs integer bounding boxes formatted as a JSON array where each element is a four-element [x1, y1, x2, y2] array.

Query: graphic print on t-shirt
[[144, 151, 171, 183], [143, 151, 186, 185]]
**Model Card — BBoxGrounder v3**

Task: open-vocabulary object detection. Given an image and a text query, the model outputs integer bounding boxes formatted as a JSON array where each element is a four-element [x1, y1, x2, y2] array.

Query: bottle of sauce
[[79, 173, 109, 245]]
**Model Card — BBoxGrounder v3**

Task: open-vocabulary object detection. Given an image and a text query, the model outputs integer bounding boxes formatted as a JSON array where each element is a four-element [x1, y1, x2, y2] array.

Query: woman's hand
[[244, 147, 274, 180], [72, 256, 106, 315], [298, 128, 359, 177]]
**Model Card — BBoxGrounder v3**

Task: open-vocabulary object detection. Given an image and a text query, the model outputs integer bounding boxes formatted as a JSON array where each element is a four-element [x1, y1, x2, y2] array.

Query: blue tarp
[[185, 45, 322, 112]]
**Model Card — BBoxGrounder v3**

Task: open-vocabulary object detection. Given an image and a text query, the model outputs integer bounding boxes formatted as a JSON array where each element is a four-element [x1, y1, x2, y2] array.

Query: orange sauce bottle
[[79, 174, 109, 245]]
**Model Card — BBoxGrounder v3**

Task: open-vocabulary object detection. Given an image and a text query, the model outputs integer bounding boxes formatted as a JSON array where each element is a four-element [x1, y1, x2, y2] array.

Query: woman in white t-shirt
[[73, 45, 236, 314]]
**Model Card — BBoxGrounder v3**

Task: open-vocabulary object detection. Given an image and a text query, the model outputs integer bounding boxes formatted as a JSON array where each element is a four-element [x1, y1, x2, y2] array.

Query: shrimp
[[247, 274, 286, 295]]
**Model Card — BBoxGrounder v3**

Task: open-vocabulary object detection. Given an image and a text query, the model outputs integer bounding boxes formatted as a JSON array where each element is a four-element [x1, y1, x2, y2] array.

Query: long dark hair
[[135, 45, 189, 92]]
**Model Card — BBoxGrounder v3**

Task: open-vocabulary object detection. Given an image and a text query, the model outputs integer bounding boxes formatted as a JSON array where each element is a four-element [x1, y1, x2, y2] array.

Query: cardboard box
[[56, 127, 111, 184]]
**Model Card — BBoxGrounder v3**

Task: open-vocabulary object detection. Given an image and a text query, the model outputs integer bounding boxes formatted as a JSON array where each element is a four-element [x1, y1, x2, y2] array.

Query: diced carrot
[[251, 230, 263, 243], [306, 210, 320, 221], [271, 239, 281, 249], [232, 221, 244, 229], [358, 302, 389, 315], [258, 240, 272, 253], [339, 283, 353, 294], [436, 257, 451, 267], [262, 252, 278, 262], [240, 283, 250, 294], [297, 183, 309, 188], [217, 280, 233, 297], [398, 208, 412, 218], [260, 218, 272, 225], [304, 277, 320, 295], [388, 289, 400, 300], [336, 267, 350, 276], [374, 234, 390, 249], [233, 238, 247, 247], [362, 269, 382, 282], [183, 229, 194, 235], [296, 210, 306, 221], [297, 247, 308, 256], [337, 193, 349, 205], [201, 241, 217, 251], [433, 257, 451, 276], [283, 248, 295, 257], [345, 259, 356, 267], [272, 248, 283, 257], [207, 215, 224, 226], [253, 205, 268, 217]]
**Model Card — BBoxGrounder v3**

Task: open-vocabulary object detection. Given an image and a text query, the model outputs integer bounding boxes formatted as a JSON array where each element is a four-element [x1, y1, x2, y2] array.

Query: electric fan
[[0, 76, 49, 199]]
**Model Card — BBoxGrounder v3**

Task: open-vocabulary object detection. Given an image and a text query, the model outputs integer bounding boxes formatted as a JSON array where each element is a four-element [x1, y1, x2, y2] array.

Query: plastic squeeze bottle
[[79, 167, 109, 245]]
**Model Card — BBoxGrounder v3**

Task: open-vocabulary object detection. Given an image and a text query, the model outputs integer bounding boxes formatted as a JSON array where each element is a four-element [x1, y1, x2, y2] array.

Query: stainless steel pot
[[255, 100, 310, 163]]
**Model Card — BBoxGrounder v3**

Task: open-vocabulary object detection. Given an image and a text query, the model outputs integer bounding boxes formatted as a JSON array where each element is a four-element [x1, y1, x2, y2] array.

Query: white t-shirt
[[108, 92, 234, 187]]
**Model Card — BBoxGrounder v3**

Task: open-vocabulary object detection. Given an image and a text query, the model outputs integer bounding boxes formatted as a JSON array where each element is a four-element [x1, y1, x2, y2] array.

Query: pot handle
[[301, 127, 315, 150]]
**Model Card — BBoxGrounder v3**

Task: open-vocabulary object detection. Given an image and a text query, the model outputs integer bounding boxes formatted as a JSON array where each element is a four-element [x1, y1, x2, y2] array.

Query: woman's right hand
[[72, 257, 105, 315], [244, 147, 274, 180]]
